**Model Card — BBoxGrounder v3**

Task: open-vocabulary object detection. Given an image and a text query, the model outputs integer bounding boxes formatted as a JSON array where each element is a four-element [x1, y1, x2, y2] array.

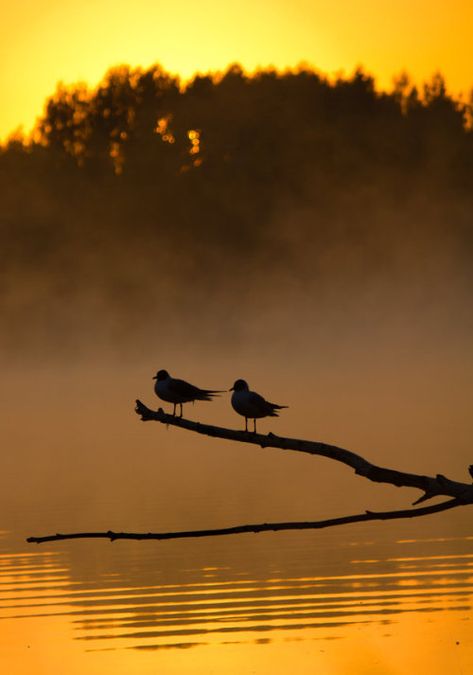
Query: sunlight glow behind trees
[[2, 0, 473, 139]]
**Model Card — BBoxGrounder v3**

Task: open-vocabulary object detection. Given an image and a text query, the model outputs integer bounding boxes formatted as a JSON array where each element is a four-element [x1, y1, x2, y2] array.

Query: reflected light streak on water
[[0, 531, 471, 674]]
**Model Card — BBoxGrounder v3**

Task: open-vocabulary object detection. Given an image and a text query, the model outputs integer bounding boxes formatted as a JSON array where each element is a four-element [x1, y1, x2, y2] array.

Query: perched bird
[[230, 379, 287, 432], [153, 369, 221, 417]]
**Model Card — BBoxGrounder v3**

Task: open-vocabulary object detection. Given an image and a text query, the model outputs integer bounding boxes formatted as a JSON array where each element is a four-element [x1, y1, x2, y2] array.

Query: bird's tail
[[266, 402, 288, 416], [198, 389, 225, 401]]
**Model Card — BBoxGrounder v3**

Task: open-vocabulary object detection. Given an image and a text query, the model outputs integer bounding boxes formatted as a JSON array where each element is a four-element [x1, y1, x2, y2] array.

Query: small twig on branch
[[26, 498, 463, 545]]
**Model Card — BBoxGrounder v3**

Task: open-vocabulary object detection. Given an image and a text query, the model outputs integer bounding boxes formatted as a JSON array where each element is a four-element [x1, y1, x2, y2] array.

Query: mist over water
[[1, 223, 472, 535], [2, 173, 473, 542]]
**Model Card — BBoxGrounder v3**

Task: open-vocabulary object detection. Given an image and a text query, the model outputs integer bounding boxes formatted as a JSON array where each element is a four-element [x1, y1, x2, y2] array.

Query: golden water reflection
[[0, 531, 471, 674]]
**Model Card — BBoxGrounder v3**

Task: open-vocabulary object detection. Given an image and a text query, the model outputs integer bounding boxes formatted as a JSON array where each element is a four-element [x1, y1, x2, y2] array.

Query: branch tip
[[412, 491, 435, 506]]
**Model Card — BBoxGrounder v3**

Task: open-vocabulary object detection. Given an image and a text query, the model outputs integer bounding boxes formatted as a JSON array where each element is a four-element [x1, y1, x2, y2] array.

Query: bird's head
[[153, 369, 170, 381], [230, 379, 249, 392]]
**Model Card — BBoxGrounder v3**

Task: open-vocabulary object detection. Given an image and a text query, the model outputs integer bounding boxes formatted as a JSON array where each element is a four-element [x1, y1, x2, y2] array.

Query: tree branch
[[26, 498, 463, 544], [26, 401, 472, 546], [134, 400, 473, 504]]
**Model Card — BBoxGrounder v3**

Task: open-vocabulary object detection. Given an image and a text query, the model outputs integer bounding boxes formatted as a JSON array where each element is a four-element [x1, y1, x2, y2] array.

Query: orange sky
[[2, 0, 473, 140]]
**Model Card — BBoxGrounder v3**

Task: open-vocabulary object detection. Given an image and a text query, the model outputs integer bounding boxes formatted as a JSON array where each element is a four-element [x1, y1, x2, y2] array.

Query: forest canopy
[[1, 64, 472, 356]]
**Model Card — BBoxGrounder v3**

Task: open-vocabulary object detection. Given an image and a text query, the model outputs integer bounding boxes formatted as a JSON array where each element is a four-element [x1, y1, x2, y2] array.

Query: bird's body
[[153, 370, 221, 417], [230, 379, 287, 432]]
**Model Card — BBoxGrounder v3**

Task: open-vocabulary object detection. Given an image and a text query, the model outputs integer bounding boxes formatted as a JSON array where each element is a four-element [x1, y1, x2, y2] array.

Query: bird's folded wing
[[249, 391, 271, 414], [168, 378, 201, 397]]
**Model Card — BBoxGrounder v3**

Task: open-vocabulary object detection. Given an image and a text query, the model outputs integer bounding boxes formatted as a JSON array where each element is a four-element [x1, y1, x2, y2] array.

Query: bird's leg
[[245, 418, 248, 432], [179, 403, 183, 418], [172, 403, 176, 416], [253, 419, 257, 433]]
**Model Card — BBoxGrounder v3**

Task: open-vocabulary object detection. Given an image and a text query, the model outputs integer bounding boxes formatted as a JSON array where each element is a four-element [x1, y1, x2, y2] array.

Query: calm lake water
[[1, 521, 472, 675], [1, 359, 472, 674]]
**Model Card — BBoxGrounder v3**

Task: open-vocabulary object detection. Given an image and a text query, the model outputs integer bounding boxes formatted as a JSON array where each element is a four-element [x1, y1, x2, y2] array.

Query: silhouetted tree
[[1, 63, 473, 352]]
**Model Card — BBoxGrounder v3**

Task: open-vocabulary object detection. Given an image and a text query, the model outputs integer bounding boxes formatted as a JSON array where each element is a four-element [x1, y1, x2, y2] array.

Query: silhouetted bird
[[153, 369, 221, 417], [230, 379, 287, 432]]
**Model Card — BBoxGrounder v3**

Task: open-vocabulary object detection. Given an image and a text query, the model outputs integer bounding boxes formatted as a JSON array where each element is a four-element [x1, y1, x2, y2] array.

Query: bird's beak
[[152, 375, 157, 380], [229, 386, 234, 391]]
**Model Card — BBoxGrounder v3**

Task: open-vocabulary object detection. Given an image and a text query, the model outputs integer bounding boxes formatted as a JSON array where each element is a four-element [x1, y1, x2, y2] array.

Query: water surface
[[1, 360, 472, 674]]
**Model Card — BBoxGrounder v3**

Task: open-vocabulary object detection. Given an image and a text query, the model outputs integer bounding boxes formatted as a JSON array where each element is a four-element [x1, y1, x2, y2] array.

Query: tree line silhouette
[[1, 64, 472, 352]]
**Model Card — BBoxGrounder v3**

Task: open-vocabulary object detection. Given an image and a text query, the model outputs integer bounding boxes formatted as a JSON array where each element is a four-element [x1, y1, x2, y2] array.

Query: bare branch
[[26, 402, 472, 546], [26, 498, 464, 544], [134, 400, 473, 504]]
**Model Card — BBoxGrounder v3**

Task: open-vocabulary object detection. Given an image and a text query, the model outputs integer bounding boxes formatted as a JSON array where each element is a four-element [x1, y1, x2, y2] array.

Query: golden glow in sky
[[2, 0, 473, 140]]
